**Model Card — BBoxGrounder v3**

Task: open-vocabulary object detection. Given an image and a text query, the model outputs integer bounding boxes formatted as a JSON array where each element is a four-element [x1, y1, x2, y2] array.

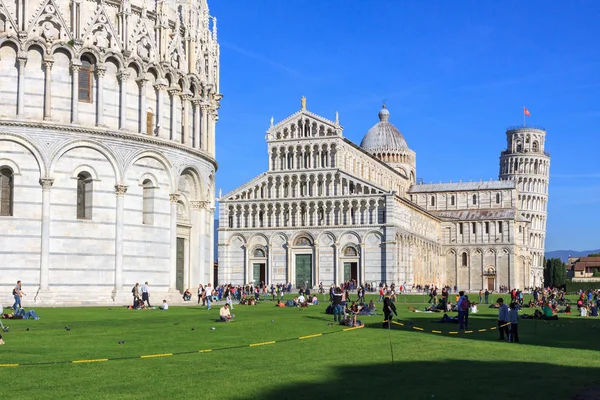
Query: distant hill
[[545, 249, 600, 263]]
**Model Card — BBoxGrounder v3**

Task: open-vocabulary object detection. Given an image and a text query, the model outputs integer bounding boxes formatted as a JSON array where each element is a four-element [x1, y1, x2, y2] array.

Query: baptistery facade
[[0, 0, 221, 305]]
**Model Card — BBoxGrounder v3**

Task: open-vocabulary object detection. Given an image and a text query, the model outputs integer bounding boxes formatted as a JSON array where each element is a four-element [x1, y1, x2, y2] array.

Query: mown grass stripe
[[299, 333, 322, 340], [249, 341, 276, 347], [0, 364, 19, 367], [140, 353, 173, 359], [72, 359, 109, 364]]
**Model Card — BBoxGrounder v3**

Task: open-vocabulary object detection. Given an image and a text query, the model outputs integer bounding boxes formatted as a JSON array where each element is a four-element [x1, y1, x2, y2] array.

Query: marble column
[[192, 200, 208, 286], [169, 193, 180, 291], [192, 99, 201, 149], [43, 60, 53, 120], [181, 93, 191, 144], [39, 178, 54, 291], [17, 55, 27, 117], [168, 88, 179, 140], [114, 185, 127, 292], [70, 62, 80, 123], [154, 81, 167, 137], [117, 71, 129, 130], [137, 78, 148, 134], [208, 207, 215, 285], [201, 105, 209, 152], [96, 66, 106, 126]]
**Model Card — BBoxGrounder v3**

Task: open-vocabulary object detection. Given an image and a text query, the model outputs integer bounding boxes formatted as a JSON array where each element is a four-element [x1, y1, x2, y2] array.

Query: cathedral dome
[[360, 105, 410, 153]]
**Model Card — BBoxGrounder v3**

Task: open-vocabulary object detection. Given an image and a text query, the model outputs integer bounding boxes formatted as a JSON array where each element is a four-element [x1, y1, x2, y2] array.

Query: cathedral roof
[[360, 105, 410, 154], [408, 180, 515, 193]]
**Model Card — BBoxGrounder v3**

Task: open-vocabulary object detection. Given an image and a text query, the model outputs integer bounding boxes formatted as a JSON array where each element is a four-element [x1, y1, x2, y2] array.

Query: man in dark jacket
[[383, 293, 397, 328]]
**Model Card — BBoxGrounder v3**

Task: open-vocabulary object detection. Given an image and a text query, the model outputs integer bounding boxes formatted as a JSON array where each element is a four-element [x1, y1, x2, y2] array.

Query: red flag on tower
[[523, 107, 531, 116]]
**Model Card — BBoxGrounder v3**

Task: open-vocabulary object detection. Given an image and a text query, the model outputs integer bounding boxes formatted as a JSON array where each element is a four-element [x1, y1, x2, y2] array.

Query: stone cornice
[[0, 119, 218, 170]]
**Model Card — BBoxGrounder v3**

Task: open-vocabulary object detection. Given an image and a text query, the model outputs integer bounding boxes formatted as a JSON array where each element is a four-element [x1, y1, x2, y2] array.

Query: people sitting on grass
[[183, 289, 192, 301], [276, 300, 285, 308], [298, 294, 306, 307], [220, 304, 234, 322], [159, 300, 169, 310], [470, 303, 479, 314]]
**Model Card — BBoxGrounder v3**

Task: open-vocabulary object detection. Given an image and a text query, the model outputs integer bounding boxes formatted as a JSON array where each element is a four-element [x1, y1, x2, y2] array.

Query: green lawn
[[1, 294, 599, 399]]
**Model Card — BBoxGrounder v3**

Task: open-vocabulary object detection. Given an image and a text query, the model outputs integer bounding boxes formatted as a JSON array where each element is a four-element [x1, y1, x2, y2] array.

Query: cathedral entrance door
[[253, 263, 266, 285], [295, 254, 312, 289], [176, 238, 185, 293], [343, 262, 358, 282], [487, 277, 495, 291]]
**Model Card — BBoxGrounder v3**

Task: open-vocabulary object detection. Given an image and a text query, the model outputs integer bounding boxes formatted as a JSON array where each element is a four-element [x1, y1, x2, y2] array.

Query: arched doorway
[[341, 245, 359, 284], [293, 236, 313, 289], [483, 266, 496, 291]]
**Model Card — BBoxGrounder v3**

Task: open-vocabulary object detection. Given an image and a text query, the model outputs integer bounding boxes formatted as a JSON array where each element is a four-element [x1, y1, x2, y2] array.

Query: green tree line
[[544, 258, 566, 287]]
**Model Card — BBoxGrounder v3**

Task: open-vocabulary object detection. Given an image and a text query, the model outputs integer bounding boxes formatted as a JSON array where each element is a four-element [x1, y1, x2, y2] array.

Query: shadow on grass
[[362, 313, 600, 352], [256, 360, 600, 400]]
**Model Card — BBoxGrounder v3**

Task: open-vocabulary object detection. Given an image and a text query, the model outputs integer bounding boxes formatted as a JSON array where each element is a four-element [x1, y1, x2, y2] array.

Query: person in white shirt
[[497, 298, 510, 341], [141, 282, 151, 307], [159, 300, 168, 310], [298, 294, 306, 305], [205, 284, 213, 310], [470, 303, 479, 314], [220, 304, 234, 322]]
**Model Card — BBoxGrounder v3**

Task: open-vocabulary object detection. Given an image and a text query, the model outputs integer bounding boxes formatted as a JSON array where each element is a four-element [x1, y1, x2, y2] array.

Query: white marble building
[[218, 100, 550, 291], [0, 0, 220, 305]]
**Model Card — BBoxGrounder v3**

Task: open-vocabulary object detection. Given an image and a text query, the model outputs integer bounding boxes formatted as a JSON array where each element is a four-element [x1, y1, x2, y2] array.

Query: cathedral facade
[[218, 99, 549, 291], [0, 0, 220, 305]]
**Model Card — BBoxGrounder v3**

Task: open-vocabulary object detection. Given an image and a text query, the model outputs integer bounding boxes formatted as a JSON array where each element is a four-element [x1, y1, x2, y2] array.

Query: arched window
[[532, 141, 539, 152], [77, 172, 93, 219], [142, 179, 154, 225], [0, 167, 14, 216], [430, 196, 435, 206], [295, 236, 312, 246], [253, 248, 266, 257], [516, 141, 522, 152], [461, 252, 468, 266], [450, 195, 455, 206], [472, 194, 477, 205], [496, 193, 500, 204], [79, 57, 93, 103]]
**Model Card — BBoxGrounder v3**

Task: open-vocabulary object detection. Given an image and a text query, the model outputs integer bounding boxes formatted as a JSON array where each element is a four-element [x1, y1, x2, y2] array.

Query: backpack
[[461, 298, 469, 311], [131, 286, 135, 293]]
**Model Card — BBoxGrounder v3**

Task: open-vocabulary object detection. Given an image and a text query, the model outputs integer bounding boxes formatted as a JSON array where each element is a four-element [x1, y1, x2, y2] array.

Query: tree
[[588, 253, 600, 257], [544, 257, 566, 287]]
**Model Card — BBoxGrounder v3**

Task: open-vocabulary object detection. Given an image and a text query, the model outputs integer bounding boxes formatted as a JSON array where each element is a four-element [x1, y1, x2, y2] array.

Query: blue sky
[[210, 0, 600, 252]]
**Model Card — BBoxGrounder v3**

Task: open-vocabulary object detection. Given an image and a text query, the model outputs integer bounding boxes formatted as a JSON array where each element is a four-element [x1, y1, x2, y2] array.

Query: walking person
[[205, 283, 213, 310], [132, 283, 141, 307], [141, 282, 152, 307], [332, 287, 343, 322], [382, 292, 397, 328], [508, 302, 520, 343], [12, 280, 25, 310], [497, 298, 510, 341], [478, 290, 483, 304]]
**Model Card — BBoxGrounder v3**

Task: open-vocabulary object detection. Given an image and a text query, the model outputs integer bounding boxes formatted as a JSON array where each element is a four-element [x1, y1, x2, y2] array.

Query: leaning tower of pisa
[[499, 126, 550, 287]]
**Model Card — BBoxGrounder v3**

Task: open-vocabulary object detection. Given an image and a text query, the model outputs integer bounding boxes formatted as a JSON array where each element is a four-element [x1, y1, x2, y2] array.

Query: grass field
[[1, 293, 599, 399]]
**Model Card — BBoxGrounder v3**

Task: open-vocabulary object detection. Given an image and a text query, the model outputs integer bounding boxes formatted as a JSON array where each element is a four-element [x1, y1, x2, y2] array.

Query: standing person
[[378, 287, 385, 303], [197, 284, 203, 305], [205, 283, 213, 310], [141, 282, 152, 307], [497, 298, 509, 341], [383, 293, 397, 328], [478, 290, 483, 304], [13, 280, 25, 310], [456, 291, 469, 330], [508, 303, 519, 343], [132, 283, 141, 307], [441, 287, 449, 311], [484, 289, 490, 304], [332, 287, 343, 322]]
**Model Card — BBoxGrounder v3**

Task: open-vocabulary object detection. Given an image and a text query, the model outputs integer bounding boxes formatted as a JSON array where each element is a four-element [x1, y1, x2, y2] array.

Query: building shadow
[[255, 360, 600, 400]]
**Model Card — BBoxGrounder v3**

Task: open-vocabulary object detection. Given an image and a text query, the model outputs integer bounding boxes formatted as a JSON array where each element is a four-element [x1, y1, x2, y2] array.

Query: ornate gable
[[27, 0, 73, 44], [167, 29, 186, 71], [129, 16, 157, 61], [0, 0, 18, 34], [81, 3, 122, 53], [266, 100, 342, 141]]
